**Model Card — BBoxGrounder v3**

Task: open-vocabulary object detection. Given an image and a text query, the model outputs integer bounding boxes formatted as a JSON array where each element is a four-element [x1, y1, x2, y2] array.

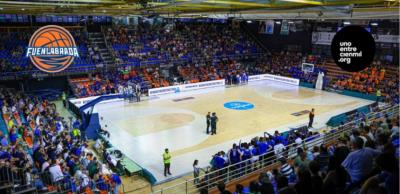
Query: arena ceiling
[[0, 0, 398, 19]]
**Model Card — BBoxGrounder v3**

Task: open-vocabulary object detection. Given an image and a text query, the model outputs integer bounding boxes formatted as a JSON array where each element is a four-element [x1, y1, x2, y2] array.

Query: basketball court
[[94, 80, 372, 183]]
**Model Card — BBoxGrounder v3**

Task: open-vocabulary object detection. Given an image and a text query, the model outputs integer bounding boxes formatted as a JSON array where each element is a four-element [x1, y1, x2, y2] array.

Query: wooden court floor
[[96, 81, 371, 182]]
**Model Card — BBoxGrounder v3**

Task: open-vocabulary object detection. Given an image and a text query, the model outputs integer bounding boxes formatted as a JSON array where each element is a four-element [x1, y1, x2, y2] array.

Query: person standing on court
[[308, 108, 315, 128], [206, 112, 211, 134], [211, 112, 219, 135], [193, 159, 201, 184], [163, 148, 172, 177], [61, 91, 67, 107], [135, 83, 141, 102]]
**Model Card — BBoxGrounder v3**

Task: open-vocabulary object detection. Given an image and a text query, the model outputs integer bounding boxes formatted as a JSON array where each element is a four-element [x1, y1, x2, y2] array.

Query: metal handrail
[[153, 104, 399, 194]]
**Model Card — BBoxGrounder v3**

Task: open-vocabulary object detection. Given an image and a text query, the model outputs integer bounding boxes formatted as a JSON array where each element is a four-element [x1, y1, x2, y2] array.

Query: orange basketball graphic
[[26, 25, 79, 73]]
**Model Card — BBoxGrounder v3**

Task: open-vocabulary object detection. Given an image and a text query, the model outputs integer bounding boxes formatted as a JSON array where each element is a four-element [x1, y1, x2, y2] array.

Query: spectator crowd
[[209, 105, 399, 194], [0, 87, 122, 193]]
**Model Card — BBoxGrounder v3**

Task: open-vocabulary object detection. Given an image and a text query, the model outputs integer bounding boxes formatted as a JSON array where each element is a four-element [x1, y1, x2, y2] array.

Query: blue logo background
[[224, 101, 254, 110]]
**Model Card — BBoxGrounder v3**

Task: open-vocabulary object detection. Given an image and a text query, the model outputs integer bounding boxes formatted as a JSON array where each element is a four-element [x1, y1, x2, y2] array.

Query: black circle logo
[[331, 25, 375, 72]]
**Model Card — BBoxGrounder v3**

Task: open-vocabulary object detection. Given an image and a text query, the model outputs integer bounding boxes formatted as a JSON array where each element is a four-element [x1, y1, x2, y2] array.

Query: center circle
[[224, 101, 254, 110]]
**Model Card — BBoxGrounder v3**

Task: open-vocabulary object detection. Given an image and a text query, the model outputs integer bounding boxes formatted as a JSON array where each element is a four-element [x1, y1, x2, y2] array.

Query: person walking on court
[[163, 148, 172, 177], [206, 112, 211, 134], [211, 112, 219, 135], [308, 108, 315, 128]]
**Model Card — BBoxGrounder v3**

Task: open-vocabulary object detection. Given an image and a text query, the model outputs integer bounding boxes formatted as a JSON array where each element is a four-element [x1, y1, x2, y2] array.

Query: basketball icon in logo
[[26, 25, 79, 73]]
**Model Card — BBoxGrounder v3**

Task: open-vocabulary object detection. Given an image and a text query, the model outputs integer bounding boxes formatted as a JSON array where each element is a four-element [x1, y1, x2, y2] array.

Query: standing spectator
[[228, 144, 241, 165], [110, 173, 122, 194], [274, 139, 286, 160]]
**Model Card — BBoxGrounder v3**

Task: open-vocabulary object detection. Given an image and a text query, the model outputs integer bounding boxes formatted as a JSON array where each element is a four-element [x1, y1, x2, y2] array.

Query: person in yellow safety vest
[[72, 128, 81, 139], [163, 148, 172, 177], [376, 89, 381, 103], [8, 119, 14, 129]]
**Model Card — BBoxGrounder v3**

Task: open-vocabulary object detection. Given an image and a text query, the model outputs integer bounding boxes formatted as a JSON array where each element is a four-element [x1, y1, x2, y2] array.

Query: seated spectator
[[342, 137, 380, 185], [360, 153, 399, 194], [294, 168, 313, 194], [314, 144, 330, 172], [293, 148, 310, 171], [48, 159, 64, 182], [309, 160, 323, 194], [248, 180, 259, 194], [234, 184, 244, 194], [218, 182, 232, 194], [257, 172, 274, 194], [279, 157, 295, 182]]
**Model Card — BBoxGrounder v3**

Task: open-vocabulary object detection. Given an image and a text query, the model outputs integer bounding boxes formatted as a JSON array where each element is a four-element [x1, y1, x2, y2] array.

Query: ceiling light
[[21, 8, 25, 11], [246, 20, 252, 23], [275, 21, 281, 24], [103, 10, 106, 13], [288, 21, 294, 24], [370, 22, 378, 26], [343, 21, 351, 25]]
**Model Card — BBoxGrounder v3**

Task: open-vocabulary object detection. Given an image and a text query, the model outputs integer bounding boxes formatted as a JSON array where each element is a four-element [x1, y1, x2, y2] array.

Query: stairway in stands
[[385, 64, 399, 80], [87, 32, 115, 66], [240, 23, 270, 53], [321, 59, 353, 81]]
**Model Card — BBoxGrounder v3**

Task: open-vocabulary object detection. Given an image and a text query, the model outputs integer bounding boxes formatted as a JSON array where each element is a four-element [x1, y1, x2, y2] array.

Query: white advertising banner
[[68, 93, 121, 108], [148, 79, 225, 96], [248, 74, 300, 85]]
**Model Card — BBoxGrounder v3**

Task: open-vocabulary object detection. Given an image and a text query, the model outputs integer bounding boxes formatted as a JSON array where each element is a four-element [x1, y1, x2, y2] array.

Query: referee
[[308, 108, 315, 128]]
